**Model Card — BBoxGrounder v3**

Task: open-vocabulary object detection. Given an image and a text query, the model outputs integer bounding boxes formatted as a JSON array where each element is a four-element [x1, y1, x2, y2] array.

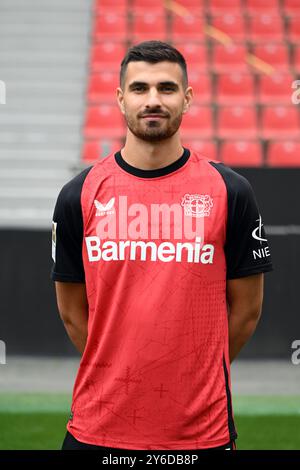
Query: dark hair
[[120, 40, 188, 89]]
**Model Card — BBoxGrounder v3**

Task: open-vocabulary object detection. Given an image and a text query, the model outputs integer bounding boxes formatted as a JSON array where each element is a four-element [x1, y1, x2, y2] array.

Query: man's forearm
[[63, 318, 88, 355], [228, 308, 261, 363], [226, 273, 264, 363]]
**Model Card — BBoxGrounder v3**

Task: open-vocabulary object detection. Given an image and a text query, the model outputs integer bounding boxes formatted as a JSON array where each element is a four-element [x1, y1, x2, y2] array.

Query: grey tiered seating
[[0, 0, 93, 228]]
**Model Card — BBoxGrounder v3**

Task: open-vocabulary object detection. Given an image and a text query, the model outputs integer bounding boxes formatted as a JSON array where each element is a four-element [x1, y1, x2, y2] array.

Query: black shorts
[[61, 430, 237, 451]]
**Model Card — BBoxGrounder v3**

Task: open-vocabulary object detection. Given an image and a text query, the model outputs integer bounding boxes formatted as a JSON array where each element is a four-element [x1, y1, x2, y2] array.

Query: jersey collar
[[114, 147, 190, 178]]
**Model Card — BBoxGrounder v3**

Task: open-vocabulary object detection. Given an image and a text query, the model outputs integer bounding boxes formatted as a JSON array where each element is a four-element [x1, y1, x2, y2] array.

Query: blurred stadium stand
[[83, 0, 300, 166], [0, 0, 93, 228], [1, 0, 300, 359]]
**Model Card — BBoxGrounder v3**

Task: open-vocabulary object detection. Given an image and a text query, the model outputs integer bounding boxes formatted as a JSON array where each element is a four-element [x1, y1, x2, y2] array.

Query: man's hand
[[227, 273, 264, 363], [54, 282, 89, 355]]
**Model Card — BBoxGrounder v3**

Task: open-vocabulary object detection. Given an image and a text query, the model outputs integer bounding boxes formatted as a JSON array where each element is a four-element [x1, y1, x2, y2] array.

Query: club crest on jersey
[[94, 198, 115, 216], [181, 194, 213, 218]]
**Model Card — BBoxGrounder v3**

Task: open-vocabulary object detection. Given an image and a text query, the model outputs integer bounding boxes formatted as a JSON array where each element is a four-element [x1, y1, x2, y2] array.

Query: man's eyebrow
[[128, 81, 179, 89], [158, 81, 179, 88], [128, 81, 147, 90]]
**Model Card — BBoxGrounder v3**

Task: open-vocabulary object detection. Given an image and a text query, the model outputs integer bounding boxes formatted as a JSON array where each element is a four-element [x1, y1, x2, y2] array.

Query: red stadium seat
[[208, 0, 242, 15], [82, 139, 123, 162], [283, 0, 300, 15], [87, 73, 119, 103], [252, 44, 290, 72], [90, 43, 126, 72], [220, 140, 263, 166], [93, 14, 127, 41], [181, 106, 214, 139], [171, 14, 205, 42], [131, 0, 166, 14], [258, 74, 295, 105], [84, 105, 125, 139], [217, 106, 258, 139], [248, 14, 284, 42], [216, 73, 255, 105], [131, 14, 167, 42], [245, 0, 280, 14], [182, 140, 217, 160], [292, 46, 300, 72], [83, 140, 101, 162], [212, 44, 249, 73], [94, 0, 127, 14], [288, 16, 300, 43], [268, 140, 300, 166], [211, 15, 246, 42], [83, 140, 102, 162], [188, 72, 212, 104], [261, 106, 300, 139], [173, 0, 206, 14], [174, 42, 208, 72]]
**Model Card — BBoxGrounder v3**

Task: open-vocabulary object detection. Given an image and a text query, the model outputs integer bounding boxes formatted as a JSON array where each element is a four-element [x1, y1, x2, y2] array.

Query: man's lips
[[141, 115, 167, 119]]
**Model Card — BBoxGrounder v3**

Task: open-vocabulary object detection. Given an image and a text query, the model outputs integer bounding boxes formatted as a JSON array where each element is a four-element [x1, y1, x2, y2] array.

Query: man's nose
[[145, 88, 161, 108]]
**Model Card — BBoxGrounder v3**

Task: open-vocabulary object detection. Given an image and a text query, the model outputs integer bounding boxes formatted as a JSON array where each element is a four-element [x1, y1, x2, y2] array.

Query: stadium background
[[0, 0, 300, 450]]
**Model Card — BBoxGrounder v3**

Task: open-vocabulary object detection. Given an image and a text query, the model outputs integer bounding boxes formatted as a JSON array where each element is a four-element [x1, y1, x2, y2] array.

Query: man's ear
[[183, 86, 193, 114], [116, 87, 125, 115]]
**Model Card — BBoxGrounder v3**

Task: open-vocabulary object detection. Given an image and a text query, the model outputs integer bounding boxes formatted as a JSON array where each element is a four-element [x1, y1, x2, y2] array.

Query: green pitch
[[0, 394, 300, 450]]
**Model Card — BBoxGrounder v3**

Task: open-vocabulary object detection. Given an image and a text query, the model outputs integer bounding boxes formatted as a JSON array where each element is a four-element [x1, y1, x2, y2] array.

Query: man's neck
[[120, 131, 184, 170]]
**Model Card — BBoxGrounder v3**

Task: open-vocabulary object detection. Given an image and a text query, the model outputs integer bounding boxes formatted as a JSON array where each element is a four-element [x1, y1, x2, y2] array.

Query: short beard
[[125, 113, 183, 142]]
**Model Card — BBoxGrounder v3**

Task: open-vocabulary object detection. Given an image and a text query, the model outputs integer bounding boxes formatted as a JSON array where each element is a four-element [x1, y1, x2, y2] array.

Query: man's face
[[117, 61, 193, 142]]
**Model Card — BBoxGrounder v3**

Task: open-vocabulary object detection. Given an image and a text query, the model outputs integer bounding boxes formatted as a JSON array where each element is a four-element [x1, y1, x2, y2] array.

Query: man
[[51, 40, 273, 451]]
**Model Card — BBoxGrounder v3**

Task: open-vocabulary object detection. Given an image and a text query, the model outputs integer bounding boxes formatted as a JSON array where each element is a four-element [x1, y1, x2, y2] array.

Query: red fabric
[[67, 150, 236, 450]]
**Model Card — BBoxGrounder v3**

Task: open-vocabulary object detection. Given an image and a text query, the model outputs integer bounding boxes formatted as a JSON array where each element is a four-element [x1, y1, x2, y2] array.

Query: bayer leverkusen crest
[[181, 194, 213, 218]]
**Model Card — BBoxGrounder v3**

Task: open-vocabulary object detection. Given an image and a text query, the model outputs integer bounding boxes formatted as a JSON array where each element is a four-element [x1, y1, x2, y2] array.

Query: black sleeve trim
[[50, 165, 93, 283], [51, 271, 85, 283], [209, 161, 274, 280], [226, 263, 274, 280]]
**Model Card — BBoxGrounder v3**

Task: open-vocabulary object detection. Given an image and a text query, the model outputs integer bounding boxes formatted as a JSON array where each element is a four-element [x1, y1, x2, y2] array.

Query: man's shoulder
[[56, 165, 93, 207], [56, 153, 117, 208], [191, 150, 250, 189], [206, 159, 253, 197]]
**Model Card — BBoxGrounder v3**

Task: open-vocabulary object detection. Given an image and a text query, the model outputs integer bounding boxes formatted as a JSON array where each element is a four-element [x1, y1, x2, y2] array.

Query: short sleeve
[[51, 166, 92, 283], [209, 162, 274, 280]]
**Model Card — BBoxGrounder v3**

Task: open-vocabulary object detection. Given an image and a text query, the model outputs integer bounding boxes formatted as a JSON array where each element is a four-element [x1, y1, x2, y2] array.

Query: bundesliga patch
[[52, 221, 57, 262]]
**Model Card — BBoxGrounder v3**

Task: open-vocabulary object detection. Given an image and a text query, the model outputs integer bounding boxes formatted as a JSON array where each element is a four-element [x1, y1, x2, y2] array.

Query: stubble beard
[[125, 112, 183, 142]]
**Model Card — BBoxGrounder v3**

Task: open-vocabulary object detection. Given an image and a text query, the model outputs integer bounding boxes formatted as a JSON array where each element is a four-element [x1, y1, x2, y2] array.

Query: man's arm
[[227, 273, 264, 364], [55, 281, 89, 355]]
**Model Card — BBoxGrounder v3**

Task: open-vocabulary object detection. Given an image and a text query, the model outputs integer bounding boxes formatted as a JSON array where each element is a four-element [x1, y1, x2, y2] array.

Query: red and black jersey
[[51, 148, 273, 450]]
